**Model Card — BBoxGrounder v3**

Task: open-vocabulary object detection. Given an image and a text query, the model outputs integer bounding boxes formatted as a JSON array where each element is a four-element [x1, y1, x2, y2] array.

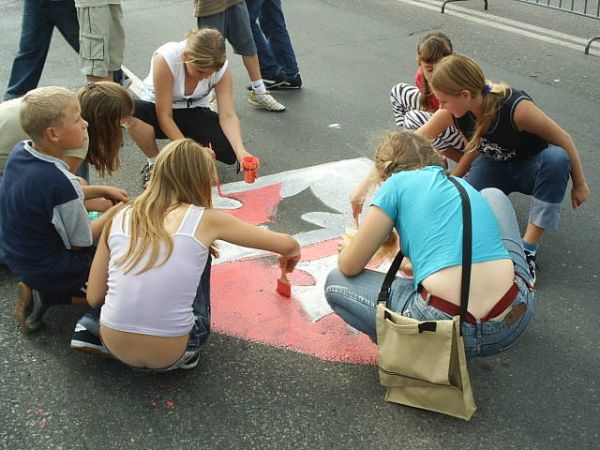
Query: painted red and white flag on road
[[211, 158, 378, 364]]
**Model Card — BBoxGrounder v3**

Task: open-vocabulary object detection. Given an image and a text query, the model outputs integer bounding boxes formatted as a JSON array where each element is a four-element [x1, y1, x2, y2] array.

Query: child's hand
[[279, 253, 301, 273], [102, 186, 128, 204], [571, 182, 590, 209], [337, 236, 352, 254], [349, 189, 365, 225]]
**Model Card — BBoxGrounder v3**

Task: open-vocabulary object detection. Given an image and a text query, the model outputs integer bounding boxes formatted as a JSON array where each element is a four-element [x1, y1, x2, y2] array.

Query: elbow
[[86, 293, 103, 308], [338, 258, 362, 277]]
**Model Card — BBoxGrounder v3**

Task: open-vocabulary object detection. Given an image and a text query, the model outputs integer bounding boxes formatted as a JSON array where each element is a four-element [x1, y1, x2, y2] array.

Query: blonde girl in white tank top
[[84, 139, 300, 371]]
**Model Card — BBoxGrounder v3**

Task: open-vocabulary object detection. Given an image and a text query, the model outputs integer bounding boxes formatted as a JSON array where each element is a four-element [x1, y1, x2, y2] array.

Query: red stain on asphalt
[[212, 238, 377, 365], [220, 183, 282, 225]]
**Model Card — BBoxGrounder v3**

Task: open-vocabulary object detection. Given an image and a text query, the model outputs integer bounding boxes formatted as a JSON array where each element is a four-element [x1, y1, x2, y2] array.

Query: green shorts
[[77, 5, 125, 78]]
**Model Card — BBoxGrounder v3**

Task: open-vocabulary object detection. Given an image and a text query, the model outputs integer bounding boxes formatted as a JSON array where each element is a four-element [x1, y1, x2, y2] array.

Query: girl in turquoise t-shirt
[[325, 131, 535, 358]]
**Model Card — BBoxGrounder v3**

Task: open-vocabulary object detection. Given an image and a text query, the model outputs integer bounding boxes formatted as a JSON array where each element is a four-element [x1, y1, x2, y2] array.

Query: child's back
[[0, 140, 93, 292]]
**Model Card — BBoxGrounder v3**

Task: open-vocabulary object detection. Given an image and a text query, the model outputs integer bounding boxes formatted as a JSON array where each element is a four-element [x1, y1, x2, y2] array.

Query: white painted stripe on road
[[395, 0, 600, 57]]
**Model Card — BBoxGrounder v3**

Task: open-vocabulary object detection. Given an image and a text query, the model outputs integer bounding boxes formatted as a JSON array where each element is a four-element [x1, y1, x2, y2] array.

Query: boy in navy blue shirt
[[0, 86, 126, 336]]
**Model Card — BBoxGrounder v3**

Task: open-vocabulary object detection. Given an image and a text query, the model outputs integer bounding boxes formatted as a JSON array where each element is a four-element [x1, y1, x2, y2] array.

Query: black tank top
[[454, 88, 548, 161]]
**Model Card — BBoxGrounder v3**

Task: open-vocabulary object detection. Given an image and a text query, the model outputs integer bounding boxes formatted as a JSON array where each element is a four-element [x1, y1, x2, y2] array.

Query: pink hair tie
[[481, 84, 491, 95]]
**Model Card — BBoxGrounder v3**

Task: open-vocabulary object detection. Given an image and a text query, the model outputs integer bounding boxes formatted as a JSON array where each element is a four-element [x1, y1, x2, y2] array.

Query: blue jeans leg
[[480, 188, 532, 285], [324, 268, 417, 342], [260, 0, 299, 77], [4, 0, 79, 100], [187, 255, 212, 351], [247, 0, 283, 79], [465, 146, 570, 231]]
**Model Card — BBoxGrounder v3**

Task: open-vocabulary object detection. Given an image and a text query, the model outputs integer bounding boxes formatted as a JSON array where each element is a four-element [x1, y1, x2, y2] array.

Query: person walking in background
[[75, 0, 126, 83], [3, 0, 80, 101], [194, 0, 286, 112], [246, 0, 302, 90]]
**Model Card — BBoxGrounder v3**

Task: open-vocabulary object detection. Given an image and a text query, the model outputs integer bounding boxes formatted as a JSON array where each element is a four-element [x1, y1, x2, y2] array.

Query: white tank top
[[100, 205, 210, 337], [139, 40, 228, 109]]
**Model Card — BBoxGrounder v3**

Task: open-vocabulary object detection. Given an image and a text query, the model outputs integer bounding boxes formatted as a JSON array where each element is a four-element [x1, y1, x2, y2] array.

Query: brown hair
[[431, 54, 509, 152], [114, 139, 218, 274], [78, 81, 134, 177], [183, 28, 226, 71], [417, 33, 453, 111], [19, 87, 77, 142], [374, 130, 443, 181]]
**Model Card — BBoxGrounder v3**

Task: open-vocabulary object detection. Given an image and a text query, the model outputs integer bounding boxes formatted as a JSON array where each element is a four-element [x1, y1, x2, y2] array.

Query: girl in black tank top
[[415, 54, 590, 286]]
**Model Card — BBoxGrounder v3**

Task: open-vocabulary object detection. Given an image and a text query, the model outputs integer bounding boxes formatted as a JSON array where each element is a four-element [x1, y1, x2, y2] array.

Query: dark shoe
[[524, 250, 538, 287], [140, 162, 154, 189], [180, 352, 200, 370], [246, 72, 287, 91], [70, 322, 110, 357], [14, 282, 46, 333], [277, 73, 302, 90]]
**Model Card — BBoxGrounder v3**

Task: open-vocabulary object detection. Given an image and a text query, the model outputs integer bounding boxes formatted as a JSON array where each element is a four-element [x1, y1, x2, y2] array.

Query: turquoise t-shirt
[[371, 166, 509, 288]]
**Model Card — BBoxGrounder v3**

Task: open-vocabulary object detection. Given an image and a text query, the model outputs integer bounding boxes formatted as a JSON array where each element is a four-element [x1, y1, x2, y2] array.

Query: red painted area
[[212, 238, 377, 365], [220, 183, 282, 225]]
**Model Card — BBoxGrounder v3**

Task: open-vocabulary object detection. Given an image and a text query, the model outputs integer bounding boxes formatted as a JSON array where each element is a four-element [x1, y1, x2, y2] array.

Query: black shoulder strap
[[376, 176, 472, 329], [448, 177, 472, 329]]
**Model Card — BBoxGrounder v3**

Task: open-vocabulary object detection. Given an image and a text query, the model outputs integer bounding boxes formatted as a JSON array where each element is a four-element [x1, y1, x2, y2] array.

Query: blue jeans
[[465, 145, 571, 230], [246, 0, 299, 79], [324, 188, 536, 359], [4, 0, 80, 100]]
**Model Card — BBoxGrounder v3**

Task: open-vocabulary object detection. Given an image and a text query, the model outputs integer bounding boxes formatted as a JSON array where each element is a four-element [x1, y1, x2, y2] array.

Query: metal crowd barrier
[[440, 0, 599, 54], [517, 1, 599, 53], [441, 1, 487, 14]]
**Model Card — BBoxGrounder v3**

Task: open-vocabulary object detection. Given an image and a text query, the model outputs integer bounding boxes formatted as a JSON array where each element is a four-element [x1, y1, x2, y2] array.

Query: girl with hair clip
[[390, 32, 464, 162], [74, 139, 301, 370], [325, 131, 535, 359], [418, 53, 591, 284], [128, 28, 258, 188], [77, 81, 134, 179]]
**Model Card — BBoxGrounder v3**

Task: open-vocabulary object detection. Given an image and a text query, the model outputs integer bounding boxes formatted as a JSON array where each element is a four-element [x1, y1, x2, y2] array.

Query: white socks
[[251, 79, 267, 95]]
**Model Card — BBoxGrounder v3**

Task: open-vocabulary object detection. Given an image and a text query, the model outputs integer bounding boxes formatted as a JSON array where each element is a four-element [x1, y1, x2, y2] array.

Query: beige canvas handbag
[[375, 177, 476, 420]]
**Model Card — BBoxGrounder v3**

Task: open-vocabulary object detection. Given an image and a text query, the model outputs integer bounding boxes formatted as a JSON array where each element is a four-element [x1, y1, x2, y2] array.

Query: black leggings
[[134, 100, 237, 165]]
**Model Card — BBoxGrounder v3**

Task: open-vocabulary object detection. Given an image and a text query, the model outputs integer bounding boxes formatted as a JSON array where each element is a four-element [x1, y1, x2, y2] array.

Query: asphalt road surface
[[0, 1, 599, 449]]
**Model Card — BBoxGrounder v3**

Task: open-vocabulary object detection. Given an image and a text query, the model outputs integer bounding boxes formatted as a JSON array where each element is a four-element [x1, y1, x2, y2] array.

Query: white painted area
[[212, 158, 374, 264], [293, 254, 338, 322], [396, 0, 600, 56]]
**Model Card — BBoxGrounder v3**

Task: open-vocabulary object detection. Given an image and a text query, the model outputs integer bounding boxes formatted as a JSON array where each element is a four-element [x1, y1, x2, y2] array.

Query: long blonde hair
[[114, 139, 218, 274], [374, 130, 443, 181], [416, 32, 453, 111], [183, 28, 226, 71], [78, 81, 133, 177], [431, 54, 509, 152]]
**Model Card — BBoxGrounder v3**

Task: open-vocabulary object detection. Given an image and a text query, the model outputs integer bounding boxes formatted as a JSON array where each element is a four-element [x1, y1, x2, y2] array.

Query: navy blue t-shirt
[[0, 142, 94, 293]]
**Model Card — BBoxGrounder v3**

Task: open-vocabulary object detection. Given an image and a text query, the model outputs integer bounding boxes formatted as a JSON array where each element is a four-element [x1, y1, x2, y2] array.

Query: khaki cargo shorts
[[77, 5, 125, 78]]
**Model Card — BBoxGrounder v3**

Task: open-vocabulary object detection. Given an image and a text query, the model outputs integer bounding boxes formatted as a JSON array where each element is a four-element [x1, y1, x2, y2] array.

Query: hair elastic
[[481, 84, 491, 95]]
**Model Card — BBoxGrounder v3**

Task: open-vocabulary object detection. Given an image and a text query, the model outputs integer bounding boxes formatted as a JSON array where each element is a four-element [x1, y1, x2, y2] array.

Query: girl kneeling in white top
[[128, 28, 258, 187], [80, 138, 300, 371]]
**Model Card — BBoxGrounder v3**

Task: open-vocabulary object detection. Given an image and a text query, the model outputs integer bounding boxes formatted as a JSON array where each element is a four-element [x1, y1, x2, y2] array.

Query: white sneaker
[[248, 91, 286, 112]]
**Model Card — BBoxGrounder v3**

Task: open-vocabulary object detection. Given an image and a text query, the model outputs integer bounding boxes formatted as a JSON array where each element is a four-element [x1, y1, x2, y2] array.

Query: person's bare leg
[[523, 222, 544, 245], [242, 54, 262, 82], [86, 73, 113, 83], [126, 118, 159, 158]]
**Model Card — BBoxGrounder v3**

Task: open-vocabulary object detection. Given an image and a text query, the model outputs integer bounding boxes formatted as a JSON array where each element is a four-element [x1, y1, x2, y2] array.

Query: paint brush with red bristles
[[276, 261, 291, 297]]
